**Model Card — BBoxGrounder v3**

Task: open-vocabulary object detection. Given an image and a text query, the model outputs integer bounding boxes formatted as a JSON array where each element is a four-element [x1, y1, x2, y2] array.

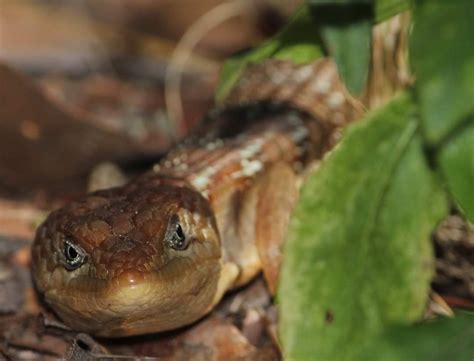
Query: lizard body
[[31, 59, 363, 336]]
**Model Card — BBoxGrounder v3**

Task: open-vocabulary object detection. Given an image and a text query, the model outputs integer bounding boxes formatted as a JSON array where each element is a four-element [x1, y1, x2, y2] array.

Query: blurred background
[[0, 0, 302, 198]]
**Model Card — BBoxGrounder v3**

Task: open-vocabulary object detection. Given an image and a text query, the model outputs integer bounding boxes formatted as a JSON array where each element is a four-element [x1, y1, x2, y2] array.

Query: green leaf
[[411, 1, 474, 144], [215, 6, 324, 101], [279, 93, 448, 361], [359, 315, 474, 361], [320, 21, 371, 94], [375, 0, 412, 23], [438, 119, 474, 222], [316, 2, 372, 94]]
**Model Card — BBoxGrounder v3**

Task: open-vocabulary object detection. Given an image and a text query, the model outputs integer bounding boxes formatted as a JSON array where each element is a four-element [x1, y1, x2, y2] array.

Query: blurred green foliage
[[217, 0, 414, 99], [411, 1, 474, 145], [438, 121, 474, 222], [215, 6, 323, 101]]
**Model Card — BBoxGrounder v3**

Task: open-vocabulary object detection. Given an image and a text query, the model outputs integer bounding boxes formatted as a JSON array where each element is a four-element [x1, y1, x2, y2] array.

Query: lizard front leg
[[254, 163, 299, 294], [219, 162, 299, 292]]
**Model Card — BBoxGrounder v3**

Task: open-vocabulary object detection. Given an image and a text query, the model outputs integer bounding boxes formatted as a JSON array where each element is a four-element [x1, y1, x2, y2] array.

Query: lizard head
[[31, 176, 223, 336]]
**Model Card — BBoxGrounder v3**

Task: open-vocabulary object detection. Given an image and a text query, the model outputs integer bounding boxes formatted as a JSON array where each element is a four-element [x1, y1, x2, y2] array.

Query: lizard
[[31, 58, 363, 337]]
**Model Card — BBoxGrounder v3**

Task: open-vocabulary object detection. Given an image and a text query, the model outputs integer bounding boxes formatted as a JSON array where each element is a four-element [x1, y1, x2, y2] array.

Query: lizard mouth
[[40, 257, 223, 337]]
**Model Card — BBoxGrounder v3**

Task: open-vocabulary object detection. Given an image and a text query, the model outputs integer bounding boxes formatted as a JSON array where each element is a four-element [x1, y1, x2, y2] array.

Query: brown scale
[[31, 58, 364, 337]]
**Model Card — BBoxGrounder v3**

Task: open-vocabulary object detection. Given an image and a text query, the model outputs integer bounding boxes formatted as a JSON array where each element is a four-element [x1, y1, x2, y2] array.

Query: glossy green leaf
[[411, 1, 474, 144], [438, 119, 474, 222], [279, 94, 447, 361], [359, 315, 474, 361], [215, 6, 323, 101]]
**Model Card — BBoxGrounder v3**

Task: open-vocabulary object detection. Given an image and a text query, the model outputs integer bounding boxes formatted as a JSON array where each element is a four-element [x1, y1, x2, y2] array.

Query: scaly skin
[[31, 59, 363, 337]]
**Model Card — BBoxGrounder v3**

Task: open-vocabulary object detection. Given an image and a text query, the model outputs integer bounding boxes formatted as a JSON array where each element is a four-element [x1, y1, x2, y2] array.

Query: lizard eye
[[63, 240, 86, 270], [165, 218, 189, 251]]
